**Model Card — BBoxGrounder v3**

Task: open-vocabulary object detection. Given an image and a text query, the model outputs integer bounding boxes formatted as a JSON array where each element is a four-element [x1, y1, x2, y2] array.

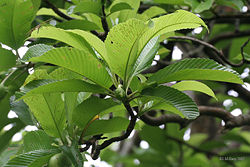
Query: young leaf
[[172, 81, 217, 100], [148, 58, 243, 84], [23, 93, 65, 138], [110, 2, 133, 14], [141, 85, 199, 119], [0, 0, 40, 49], [29, 47, 112, 89], [142, 6, 166, 19]]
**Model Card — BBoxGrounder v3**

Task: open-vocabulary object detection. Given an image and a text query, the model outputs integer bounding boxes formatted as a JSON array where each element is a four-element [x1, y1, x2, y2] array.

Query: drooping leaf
[[0, 0, 40, 49], [84, 117, 130, 137], [29, 47, 112, 88], [22, 44, 53, 62], [154, 0, 186, 5], [36, 7, 83, 20], [10, 98, 34, 125], [72, 96, 118, 128], [185, 0, 214, 13], [0, 48, 16, 72], [0, 119, 25, 154], [171, 81, 217, 100], [23, 130, 55, 153], [68, 29, 107, 61], [142, 6, 166, 18], [141, 85, 199, 119], [56, 19, 101, 31], [3, 149, 59, 167], [29, 26, 93, 53], [72, 0, 102, 15], [215, 0, 244, 10], [21, 79, 106, 99], [149, 58, 243, 84], [110, 2, 133, 14], [23, 93, 65, 138]]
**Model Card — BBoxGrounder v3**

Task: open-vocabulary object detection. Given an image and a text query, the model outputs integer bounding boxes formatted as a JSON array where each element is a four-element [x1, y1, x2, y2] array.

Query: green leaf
[[149, 58, 243, 84], [30, 47, 112, 89], [67, 29, 107, 61], [0, 48, 16, 72], [23, 93, 65, 138], [140, 125, 169, 154], [29, 26, 93, 53], [215, 0, 244, 10], [154, 0, 186, 5], [21, 79, 106, 99], [172, 81, 217, 100], [23, 130, 55, 153], [185, 0, 214, 13], [22, 44, 53, 62], [141, 85, 199, 119], [0, 0, 40, 49], [36, 7, 83, 20], [73, 0, 102, 15], [56, 19, 101, 31], [142, 6, 166, 18], [10, 99, 34, 125], [61, 141, 83, 167], [4, 149, 59, 167], [105, 19, 147, 80], [84, 117, 129, 137], [72, 96, 118, 128], [110, 2, 133, 14], [0, 119, 25, 154]]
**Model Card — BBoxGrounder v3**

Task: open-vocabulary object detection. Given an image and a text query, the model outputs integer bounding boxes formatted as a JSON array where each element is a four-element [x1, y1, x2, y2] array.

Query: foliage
[[0, 0, 249, 167]]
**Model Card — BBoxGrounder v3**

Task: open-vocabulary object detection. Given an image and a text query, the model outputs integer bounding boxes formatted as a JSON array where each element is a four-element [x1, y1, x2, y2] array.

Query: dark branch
[[170, 36, 250, 67], [209, 30, 250, 44], [43, 0, 74, 20], [140, 106, 250, 131], [91, 101, 137, 160]]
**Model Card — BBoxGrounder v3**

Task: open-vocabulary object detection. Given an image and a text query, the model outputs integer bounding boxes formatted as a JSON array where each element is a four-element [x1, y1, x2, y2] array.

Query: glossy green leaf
[[172, 81, 217, 100], [22, 44, 53, 62], [0, 48, 16, 72], [149, 58, 243, 84], [72, 96, 118, 128], [4, 149, 59, 167], [21, 79, 105, 99], [23, 93, 65, 138], [84, 117, 129, 137], [141, 85, 199, 119], [0, 0, 40, 49], [30, 47, 112, 88]]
